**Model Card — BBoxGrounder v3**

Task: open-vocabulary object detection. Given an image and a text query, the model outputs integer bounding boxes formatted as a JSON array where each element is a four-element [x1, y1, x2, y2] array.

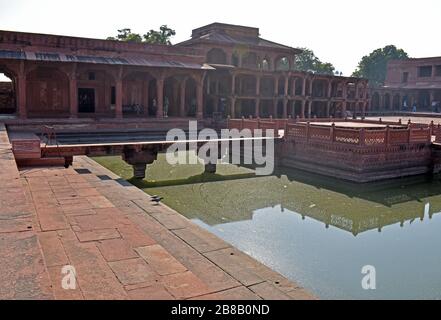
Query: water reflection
[[94, 155, 441, 299], [151, 166, 441, 236]]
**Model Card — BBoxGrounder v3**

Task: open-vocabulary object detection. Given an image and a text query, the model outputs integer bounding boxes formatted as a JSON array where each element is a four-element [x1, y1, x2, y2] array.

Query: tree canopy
[[107, 25, 176, 45], [294, 48, 336, 75], [352, 45, 409, 85]]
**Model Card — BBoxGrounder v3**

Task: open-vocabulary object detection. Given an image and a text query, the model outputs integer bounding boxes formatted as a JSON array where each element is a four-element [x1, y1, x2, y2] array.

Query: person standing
[[412, 102, 417, 113], [402, 99, 408, 111]]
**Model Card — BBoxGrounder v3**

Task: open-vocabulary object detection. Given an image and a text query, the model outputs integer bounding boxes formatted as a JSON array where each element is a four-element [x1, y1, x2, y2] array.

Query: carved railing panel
[[334, 128, 360, 145]]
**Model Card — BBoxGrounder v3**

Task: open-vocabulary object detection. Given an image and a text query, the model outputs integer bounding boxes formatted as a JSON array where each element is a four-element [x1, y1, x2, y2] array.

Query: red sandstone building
[[370, 57, 441, 112], [0, 23, 369, 121]]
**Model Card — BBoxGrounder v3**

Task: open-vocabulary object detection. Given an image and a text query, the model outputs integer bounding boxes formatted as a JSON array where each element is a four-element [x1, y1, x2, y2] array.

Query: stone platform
[[0, 122, 313, 300]]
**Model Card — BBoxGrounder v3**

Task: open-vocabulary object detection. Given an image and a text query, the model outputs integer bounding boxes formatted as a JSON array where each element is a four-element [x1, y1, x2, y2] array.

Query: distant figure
[[432, 100, 437, 113], [164, 96, 169, 117], [402, 99, 408, 111], [151, 98, 157, 116], [412, 102, 417, 113]]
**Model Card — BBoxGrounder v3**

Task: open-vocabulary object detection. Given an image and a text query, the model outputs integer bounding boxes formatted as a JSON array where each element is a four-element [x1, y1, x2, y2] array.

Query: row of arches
[[206, 48, 292, 71], [0, 64, 201, 118], [229, 99, 363, 119], [208, 72, 367, 99]]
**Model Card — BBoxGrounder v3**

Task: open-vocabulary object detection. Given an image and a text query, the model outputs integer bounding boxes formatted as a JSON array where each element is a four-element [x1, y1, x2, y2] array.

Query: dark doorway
[[78, 88, 95, 113]]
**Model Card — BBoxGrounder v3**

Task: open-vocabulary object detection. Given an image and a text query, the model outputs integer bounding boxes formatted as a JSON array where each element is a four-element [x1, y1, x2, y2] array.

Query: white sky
[[0, 0, 440, 80]]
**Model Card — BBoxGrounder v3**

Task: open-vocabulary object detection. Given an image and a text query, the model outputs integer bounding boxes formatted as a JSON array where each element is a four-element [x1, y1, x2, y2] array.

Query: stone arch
[[242, 52, 258, 69], [26, 67, 69, 117], [0, 65, 17, 114], [236, 74, 257, 96], [371, 92, 380, 110], [392, 93, 401, 110], [122, 71, 156, 116], [261, 56, 271, 71], [184, 77, 197, 117], [275, 56, 290, 71], [76, 68, 116, 116], [207, 48, 227, 65], [231, 52, 240, 67], [163, 76, 181, 117], [384, 93, 391, 109]]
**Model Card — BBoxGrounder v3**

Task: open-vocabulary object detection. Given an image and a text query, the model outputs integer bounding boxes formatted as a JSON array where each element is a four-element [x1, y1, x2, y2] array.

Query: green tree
[[294, 48, 335, 75], [106, 28, 142, 43], [143, 25, 176, 45], [352, 45, 409, 85], [107, 25, 176, 45]]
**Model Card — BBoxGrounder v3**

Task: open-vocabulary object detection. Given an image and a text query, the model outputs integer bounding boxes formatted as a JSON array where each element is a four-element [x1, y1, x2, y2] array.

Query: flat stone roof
[[305, 121, 405, 129]]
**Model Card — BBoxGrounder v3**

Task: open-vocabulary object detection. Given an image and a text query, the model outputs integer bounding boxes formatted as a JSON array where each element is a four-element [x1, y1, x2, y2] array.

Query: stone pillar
[[283, 99, 288, 118], [274, 77, 279, 96], [230, 97, 236, 118], [326, 101, 331, 117], [292, 78, 297, 96], [69, 75, 78, 118], [133, 164, 147, 179], [256, 76, 261, 96], [284, 76, 289, 97], [327, 80, 332, 98], [115, 79, 123, 119], [122, 148, 158, 180], [301, 100, 306, 118], [205, 163, 217, 174], [255, 98, 260, 117], [156, 77, 164, 118], [231, 73, 236, 95], [301, 77, 307, 97], [180, 78, 186, 117], [17, 74, 27, 119], [307, 100, 312, 118], [196, 79, 204, 119]]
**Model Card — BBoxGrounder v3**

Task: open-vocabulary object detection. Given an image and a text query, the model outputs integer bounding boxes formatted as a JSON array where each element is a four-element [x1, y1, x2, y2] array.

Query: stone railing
[[226, 117, 435, 146], [285, 122, 431, 147]]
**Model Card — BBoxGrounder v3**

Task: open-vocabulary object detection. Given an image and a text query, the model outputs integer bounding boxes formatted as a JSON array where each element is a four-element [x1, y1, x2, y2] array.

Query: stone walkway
[[0, 144, 314, 299]]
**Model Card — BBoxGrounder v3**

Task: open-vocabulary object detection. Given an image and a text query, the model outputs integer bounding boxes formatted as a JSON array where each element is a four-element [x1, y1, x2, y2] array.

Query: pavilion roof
[[178, 30, 302, 54], [0, 49, 213, 70]]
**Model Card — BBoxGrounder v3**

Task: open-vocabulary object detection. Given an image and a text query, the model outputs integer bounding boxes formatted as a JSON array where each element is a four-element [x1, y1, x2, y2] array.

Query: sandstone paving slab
[[97, 238, 138, 262], [38, 231, 69, 267], [108, 258, 158, 286], [248, 281, 292, 300], [0, 232, 53, 299], [117, 224, 157, 247], [0, 217, 34, 233], [126, 283, 175, 300], [135, 244, 188, 276], [75, 228, 121, 242], [59, 234, 128, 300], [172, 225, 231, 254], [160, 271, 213, 299], [190, 286, 262, 300]]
